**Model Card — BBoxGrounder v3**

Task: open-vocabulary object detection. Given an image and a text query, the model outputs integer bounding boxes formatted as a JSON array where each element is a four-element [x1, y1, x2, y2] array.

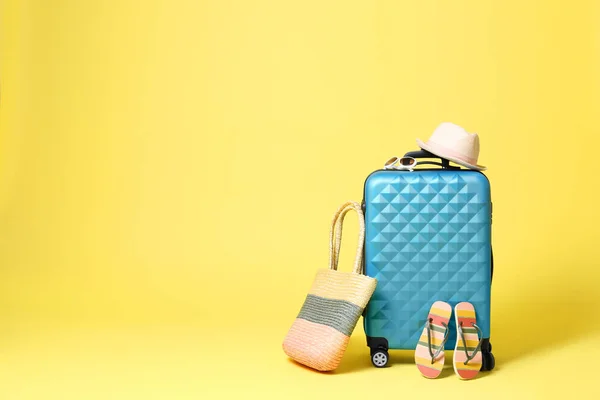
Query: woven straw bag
[[283, 201, 377, 371]]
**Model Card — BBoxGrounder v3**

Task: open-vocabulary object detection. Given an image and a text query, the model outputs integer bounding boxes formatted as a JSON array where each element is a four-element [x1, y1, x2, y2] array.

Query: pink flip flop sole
[[414, 301, 452, 378], [453, 302, 483, 380]]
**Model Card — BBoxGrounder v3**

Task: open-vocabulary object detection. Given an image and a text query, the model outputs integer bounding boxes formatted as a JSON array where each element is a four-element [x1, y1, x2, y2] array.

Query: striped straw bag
[[283, 201, 377, 371]]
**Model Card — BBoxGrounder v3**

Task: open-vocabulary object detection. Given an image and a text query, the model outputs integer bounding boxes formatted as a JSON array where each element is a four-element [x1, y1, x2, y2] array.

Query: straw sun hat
[[416, 122, 486, 171]]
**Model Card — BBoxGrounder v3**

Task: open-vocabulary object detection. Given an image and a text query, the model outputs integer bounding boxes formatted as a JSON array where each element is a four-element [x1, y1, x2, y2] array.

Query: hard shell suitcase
[[362, 150, 495, 370]]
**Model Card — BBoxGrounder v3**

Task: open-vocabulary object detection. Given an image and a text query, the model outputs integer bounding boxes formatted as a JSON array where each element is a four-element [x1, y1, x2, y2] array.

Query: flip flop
[[453, 302, 484, 380], [414, 301, 452, 378]]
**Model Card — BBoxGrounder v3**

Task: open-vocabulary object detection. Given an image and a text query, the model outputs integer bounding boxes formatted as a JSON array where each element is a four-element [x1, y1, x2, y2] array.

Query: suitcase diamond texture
[[364, 171, 491, 350]]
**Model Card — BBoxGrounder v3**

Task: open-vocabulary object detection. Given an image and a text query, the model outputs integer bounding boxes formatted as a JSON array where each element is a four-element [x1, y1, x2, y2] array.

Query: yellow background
[[1, 0, 599, 398]]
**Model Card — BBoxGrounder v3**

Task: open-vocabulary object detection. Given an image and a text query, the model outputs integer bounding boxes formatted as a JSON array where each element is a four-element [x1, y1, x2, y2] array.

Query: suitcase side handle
[[403, 150, 461, 170], [491, 247, 494, 282]]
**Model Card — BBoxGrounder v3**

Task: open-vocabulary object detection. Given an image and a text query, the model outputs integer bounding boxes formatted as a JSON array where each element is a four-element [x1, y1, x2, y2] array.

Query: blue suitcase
[[362, 150, 495, 370]]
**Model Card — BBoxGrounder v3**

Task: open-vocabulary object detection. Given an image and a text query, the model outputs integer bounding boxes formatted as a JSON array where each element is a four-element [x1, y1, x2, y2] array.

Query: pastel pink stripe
[[415, 344, 436, 358], [282, 318, 350, 371], [420, 327, 446, 339], [425, 330, 446, 340]]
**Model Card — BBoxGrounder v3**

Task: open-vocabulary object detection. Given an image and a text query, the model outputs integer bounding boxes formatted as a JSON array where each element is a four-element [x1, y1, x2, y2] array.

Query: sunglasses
[[383, 156, 418, 171]]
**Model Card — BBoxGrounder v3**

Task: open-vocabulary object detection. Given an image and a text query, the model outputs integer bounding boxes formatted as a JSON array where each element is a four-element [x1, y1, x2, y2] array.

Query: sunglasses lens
[[399, 157, 416, 166], [384, 157, 399, 167]]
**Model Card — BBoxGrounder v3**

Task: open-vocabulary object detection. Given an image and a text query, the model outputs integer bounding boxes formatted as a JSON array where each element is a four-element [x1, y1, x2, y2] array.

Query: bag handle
[[328, 201, 365, 275]]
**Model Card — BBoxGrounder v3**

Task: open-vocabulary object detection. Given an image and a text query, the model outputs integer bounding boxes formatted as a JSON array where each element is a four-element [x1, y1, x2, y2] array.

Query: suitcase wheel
[[481, 351, 495, 371], [371, 350, 389, 368]]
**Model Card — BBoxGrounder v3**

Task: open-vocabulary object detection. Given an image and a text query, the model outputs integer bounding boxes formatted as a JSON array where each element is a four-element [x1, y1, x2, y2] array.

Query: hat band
[[427, 140, 478, 165]]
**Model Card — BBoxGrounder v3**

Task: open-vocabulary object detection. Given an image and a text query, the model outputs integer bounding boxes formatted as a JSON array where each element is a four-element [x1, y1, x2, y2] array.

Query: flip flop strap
[[426, 320, 449, 364], [458, 322, 483, 365]]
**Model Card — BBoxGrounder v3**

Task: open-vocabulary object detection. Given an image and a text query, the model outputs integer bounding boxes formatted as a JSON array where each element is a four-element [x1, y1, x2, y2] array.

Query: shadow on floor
[[333, 336, 374, 374], [289, 260, 600, 375], [490, 262, 600, 365], [336, 335, 414, 374], [338, 261, 600, 373]]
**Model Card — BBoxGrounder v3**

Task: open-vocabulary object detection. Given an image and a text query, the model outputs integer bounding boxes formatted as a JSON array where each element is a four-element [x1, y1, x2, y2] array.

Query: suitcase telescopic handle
[[402, 149, 460, 169], [403, 149, 438, 159]]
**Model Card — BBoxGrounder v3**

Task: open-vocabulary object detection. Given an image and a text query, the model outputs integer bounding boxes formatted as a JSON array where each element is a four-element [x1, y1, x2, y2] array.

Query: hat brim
[[416, 139, 487, 171]]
